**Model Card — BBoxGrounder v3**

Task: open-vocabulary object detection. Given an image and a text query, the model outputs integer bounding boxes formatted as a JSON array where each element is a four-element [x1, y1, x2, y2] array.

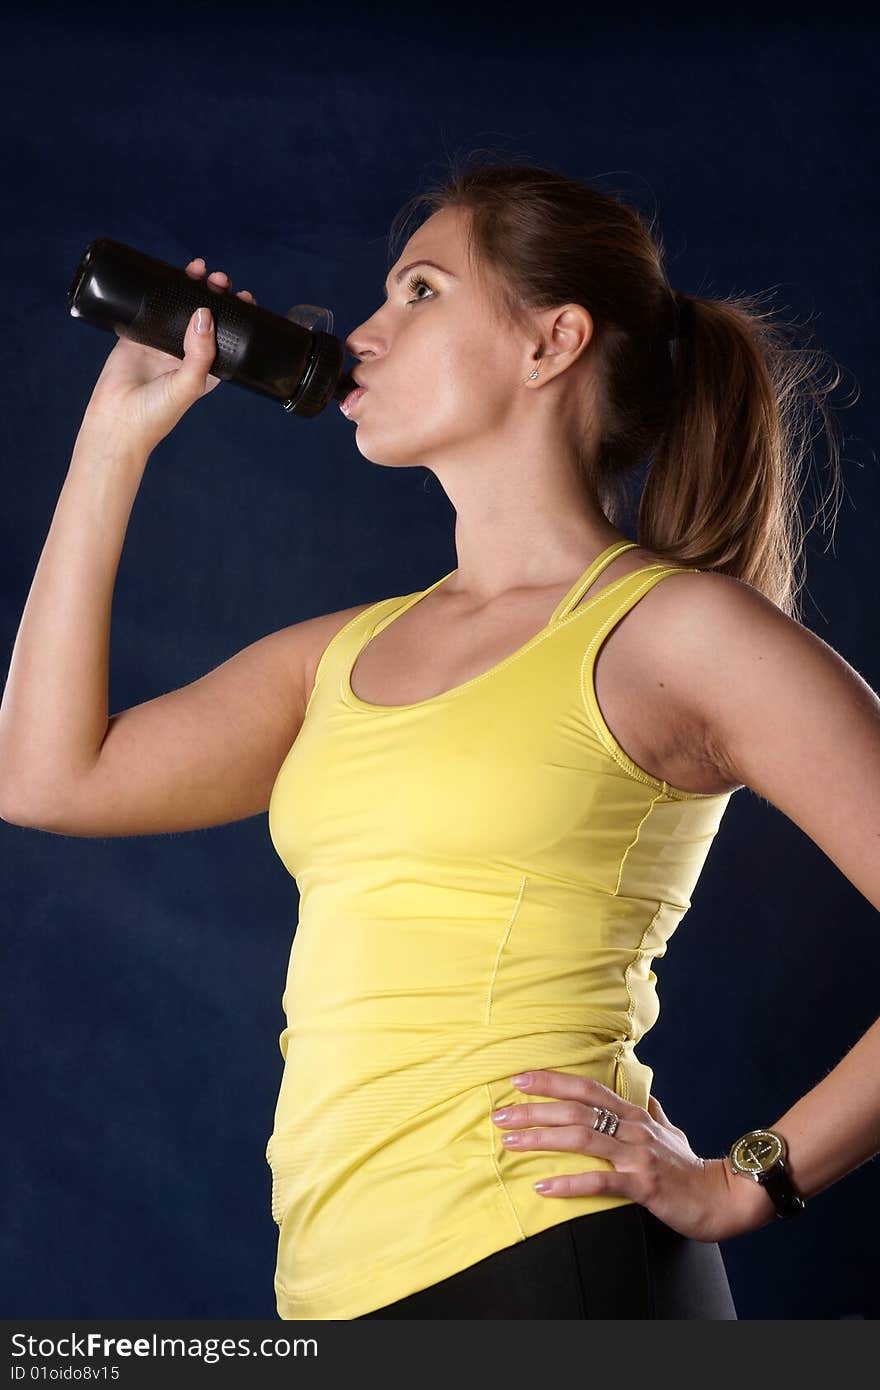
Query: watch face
[[730, 1129, 785, 1176]]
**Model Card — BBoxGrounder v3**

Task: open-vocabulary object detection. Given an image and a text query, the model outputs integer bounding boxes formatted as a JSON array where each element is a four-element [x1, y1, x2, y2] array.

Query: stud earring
[[526, 360, 542, 383]]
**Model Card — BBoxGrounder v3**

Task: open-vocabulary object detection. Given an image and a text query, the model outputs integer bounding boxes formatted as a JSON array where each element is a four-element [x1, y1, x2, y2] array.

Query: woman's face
[[342, 206, 529, 473]]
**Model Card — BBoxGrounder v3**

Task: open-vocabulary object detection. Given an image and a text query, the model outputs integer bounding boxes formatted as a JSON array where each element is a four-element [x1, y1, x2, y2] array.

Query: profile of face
[[343, 206, 569, 476]]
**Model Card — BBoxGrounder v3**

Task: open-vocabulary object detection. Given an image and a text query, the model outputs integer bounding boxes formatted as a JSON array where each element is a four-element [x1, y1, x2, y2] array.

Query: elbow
[[0, 797, 46, 829], [0, 780, 68, 832]]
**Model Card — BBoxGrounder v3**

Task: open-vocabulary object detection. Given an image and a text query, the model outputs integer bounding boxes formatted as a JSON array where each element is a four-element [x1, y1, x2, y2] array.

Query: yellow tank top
[[266, 540, 733, 1319]]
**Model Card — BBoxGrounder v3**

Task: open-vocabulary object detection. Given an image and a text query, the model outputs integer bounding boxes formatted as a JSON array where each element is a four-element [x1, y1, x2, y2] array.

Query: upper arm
[[2, 601, 375, 838], [661, 571, 880, 912]]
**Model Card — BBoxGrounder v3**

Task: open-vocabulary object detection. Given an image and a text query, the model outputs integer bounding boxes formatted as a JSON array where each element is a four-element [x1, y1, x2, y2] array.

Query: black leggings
[[359, 1203, 738, 1319]]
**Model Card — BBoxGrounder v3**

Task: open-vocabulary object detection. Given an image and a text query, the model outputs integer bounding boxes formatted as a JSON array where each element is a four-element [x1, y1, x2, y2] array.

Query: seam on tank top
[[482, 882, 529, 1242], [368, 586, 432, 639], [483, 1083, 528, 1242], [578, 568, 716, 802], [615, 896, 665, 1104], [613, 791, 667, 897], [483, 874, 528, 1025]]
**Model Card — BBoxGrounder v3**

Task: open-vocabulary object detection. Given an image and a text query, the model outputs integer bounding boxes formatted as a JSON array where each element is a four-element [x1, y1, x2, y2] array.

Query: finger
[[185, 261, 255, 303], [169, 305, 218, 400], [647, 1094, 679, 1132], [532, 1170, 636, 1200], [500, 1122, 622, 1157], [184, 261, 228, 290], [184, 269, 256, 311], [493, 1099, 634, 1137], [512, 1071, 639, 1119]]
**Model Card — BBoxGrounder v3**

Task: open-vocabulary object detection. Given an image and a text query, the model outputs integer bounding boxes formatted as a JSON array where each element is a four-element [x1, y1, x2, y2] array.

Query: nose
[[346, 339, 373, 365]]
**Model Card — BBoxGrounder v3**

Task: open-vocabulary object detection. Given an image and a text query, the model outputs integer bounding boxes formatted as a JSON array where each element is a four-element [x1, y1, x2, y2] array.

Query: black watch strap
[[763, 1161, 806, 1219]]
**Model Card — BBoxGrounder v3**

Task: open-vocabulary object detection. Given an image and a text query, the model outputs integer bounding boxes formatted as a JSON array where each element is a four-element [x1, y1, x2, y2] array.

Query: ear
[[532, 303, 595, 377]]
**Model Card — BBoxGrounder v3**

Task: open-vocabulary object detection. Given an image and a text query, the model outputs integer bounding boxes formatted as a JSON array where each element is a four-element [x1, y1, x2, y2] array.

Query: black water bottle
[[67, 238, 359, 419]]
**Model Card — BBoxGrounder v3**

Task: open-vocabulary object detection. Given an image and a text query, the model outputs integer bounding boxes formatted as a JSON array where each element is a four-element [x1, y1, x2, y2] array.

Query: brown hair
[[388, 151, 852, 623]]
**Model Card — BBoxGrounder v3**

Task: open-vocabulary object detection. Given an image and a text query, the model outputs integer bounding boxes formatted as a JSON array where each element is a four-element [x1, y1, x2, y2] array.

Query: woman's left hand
[[492, 1071, 772, 1243]]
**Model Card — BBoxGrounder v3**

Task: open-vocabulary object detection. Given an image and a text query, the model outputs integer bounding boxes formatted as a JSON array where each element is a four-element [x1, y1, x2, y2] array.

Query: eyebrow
[[383, 259, 458, 297]]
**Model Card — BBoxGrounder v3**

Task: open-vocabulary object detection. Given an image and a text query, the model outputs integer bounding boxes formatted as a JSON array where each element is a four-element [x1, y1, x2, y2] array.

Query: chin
[[353, 437, 427, 470]]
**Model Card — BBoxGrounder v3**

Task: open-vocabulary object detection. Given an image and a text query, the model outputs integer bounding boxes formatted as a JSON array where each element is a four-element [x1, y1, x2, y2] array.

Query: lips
[[339, 385, 367, 415]]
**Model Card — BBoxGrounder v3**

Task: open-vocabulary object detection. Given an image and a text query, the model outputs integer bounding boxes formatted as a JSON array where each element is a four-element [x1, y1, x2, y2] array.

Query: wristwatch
[[728, 1127, 806, 1220]]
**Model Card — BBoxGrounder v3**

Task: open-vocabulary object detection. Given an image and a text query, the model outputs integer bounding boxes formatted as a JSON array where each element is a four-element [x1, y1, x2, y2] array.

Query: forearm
[[726, 1012, 880, 1231], [0, 420, 150, 811]]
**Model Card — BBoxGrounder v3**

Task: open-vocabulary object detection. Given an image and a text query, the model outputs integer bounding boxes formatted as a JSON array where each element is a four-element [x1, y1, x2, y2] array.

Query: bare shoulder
[[626, 565, 801, 786], [636, 563, 791, 657], [644, 566, 880, 916], [581, 552, 732, 794]]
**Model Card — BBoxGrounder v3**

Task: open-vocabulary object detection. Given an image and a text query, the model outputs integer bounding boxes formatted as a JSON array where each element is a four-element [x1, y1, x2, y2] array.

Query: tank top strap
[[368, 570, 457, 641], [588, 563, 702, 637], [367, 544, 642, 645], [548, 540, 641, 625]]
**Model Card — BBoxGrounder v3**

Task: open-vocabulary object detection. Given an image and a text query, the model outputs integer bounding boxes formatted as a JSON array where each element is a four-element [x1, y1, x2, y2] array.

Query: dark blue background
[[2, 4, 877, 1320]]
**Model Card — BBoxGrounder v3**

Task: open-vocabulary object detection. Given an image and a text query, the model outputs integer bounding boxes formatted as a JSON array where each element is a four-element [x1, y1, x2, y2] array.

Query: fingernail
[[511, 1074, 530, 1086], [196, 307, 212, 334]]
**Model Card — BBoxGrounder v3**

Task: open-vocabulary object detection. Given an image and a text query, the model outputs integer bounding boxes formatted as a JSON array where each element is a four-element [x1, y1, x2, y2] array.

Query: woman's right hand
[[78, 258, 258, 456]]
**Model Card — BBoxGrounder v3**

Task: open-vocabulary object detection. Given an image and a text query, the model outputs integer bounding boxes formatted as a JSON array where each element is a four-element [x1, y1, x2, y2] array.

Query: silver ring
[[593, 1106, 620, 1137]]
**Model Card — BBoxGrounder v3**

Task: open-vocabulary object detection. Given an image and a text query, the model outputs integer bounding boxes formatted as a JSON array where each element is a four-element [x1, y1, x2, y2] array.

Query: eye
[[405, 271, 435, 305]]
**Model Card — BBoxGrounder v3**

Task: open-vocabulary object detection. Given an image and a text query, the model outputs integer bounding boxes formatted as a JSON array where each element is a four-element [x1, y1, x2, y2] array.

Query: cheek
[[441, 334, 520, 419], [435, 334, 494, 392], [429, 347, 510, 423], [352, 334, 510, 453], [392, 366, 486, 424], [415, 381, 508, 442]]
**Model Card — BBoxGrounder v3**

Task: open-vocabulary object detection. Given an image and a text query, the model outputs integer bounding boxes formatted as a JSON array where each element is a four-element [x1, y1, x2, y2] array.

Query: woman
[[270, 163, 876, 1321], [2, 158, 877, 1320]]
